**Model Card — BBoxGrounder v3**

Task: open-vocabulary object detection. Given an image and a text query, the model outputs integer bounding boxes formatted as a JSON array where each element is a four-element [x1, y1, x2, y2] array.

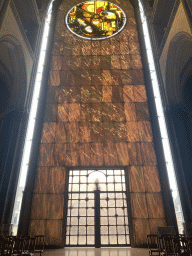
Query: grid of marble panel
[[29, 0, 167, 247]]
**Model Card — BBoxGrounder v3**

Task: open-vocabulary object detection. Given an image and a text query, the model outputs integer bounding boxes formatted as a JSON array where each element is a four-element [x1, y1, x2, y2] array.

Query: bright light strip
[[11, 0, 54, 235], [138, 0, 184, 230]]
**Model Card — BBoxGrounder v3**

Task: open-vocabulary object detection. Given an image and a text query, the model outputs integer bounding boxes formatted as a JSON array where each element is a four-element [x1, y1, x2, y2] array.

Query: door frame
[[62, 166, 133, 247]]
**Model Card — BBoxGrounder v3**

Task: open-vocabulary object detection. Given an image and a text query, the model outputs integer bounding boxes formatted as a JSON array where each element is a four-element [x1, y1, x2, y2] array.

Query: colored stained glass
[[66, 1, 126, 40]]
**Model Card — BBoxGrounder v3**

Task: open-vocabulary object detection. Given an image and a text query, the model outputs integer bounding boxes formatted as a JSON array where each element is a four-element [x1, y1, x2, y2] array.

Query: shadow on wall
[[0, 35, 27, 233]]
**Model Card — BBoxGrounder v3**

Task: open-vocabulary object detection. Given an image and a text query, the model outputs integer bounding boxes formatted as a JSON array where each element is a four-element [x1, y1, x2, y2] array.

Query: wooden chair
[[22, 236, 36, 255], [0, 237, 5, 256], [0, 236, 15, 256], [162, 236, 176, 256], [34, 236, 44, 256], [147, 235, 162, 256], [178, 236, 189, 255], [187, 236, 192, 255], [12, 237, 25, 256]]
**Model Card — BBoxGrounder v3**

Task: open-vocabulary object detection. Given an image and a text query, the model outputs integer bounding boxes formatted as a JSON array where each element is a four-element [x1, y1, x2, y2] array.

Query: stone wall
[[29, 0, 166, 247]]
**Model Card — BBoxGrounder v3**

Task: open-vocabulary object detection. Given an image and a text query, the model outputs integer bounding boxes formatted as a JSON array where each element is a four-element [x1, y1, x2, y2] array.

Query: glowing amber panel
[[103, 142, 118, 166], [31, 194, 48, 219], [146, 193, 165, 219], [143, 166, 161, 192], [132, 219, 150, 246], [80, 103, 92, 122], [41, 122, 56, 144], [90, 143, 104, 166], [61, 70, 81, 86], [46, 220, 63, 246], [131, 70, 145, 85], [44, 104, 57, 122], [79, 143, 92, 166], [66, 144, 80, 166], [130, 193, 148, 218], [138, 121, 153, 142], [49, 167, 66, 193], [34, 167, 50, 194], [91, 122, 103, 142], [129, 166, 145, 192], [38, 144, 54, 166], [126, 122, 139, 142], [140, 143, 157, 165], [123, 85, 134, 102], [50, 55, 62, 70], [124, 103, 137, 121], [54, 144, 66, 166], [29, 220, 45, 237], [115, 142, 129, 165], [127, 143, 142, 165], [79, 122, 92, 143], [134, 85, 147, 102], [49, 70, 60, 87]]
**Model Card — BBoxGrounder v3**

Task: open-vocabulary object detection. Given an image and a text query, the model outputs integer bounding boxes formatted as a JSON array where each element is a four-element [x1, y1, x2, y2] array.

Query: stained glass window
[[66, 1, 126, 40], [65, 169, 130, 247]]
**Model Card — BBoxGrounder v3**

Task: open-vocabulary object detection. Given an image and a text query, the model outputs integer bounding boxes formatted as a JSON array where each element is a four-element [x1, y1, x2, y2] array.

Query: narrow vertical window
[[11, 0, 54, 235], [138, 0, 184, 233]]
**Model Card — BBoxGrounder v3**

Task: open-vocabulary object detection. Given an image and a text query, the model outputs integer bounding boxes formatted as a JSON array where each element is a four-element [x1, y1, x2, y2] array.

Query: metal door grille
[[65, 169, 130, 247]]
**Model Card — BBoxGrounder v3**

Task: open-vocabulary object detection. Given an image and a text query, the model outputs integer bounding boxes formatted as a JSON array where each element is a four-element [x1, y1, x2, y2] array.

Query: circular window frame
[[65, 1, 127, 40]]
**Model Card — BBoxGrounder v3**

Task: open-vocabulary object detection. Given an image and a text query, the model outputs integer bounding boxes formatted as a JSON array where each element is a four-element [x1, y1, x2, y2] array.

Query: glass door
[[65, 169, 130, 247]]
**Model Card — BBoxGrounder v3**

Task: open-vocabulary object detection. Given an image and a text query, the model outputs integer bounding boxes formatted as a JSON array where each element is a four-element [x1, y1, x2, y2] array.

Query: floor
[[43, 247, 149, 256]]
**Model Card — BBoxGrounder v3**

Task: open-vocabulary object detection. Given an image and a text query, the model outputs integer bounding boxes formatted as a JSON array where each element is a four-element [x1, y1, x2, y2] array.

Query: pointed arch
[[166, 32, 192, 106], [0, 35, 27, 114], [165, 31, 192, 227]]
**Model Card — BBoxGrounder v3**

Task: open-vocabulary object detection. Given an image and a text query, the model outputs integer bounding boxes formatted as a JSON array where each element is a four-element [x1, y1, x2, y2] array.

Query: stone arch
[[0, 35, 27, 115], [0, 60, 13, 117], [180, 58, 192, 113], [0, 35, 28, 232], [166, 32, 192, 106], [165, 32, 192, 227]]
